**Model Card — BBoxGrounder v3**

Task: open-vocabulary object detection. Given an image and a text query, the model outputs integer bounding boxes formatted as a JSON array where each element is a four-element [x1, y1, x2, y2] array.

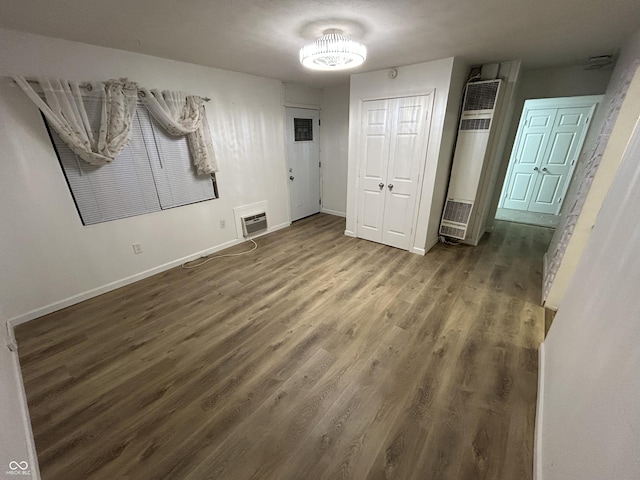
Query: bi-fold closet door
[[356, 95, 431, 251]]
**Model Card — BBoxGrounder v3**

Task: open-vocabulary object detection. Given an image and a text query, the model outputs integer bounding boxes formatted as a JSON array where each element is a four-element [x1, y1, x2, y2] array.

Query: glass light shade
[[299, 29, 366, 71]]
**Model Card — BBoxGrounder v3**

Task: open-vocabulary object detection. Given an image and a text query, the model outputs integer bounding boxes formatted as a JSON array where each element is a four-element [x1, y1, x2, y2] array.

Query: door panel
[[382, 96, 429, 250], [528, 106, 592, 214], [363, 135, 387, 178], [534, 174, 562, 205], [285, 108, 320, 221], [384, 193, 411, 235], [361, 190, 384, 231], [502, 108, 557, 210], [510, 173, 535, 202], [357, 100, 392, 243]]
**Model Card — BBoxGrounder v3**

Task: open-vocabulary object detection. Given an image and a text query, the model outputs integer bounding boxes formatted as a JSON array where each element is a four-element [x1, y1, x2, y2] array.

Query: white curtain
[[139, 88, 218, 175], [13, 76, 138, 166]]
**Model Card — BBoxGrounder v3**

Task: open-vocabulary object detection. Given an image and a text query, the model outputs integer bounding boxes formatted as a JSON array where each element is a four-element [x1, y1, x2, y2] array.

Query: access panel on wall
[[356, 95, 431, 250]]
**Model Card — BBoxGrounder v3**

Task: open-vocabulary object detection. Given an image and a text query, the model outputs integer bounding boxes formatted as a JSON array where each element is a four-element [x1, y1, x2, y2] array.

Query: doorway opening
[[496, 95, 602, 228]]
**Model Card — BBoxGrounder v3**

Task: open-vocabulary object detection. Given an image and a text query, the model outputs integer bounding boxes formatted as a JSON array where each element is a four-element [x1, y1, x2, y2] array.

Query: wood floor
[[16, 214, 553, 480]]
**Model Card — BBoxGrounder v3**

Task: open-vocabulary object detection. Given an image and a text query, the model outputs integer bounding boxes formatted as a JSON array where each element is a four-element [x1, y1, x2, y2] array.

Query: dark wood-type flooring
[[16, 214, 553, 480]]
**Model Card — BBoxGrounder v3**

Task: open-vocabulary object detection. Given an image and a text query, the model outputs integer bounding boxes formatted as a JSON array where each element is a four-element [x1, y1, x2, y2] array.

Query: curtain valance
[[13, 76, 138, 166], [13, 76, 218, 174], [138, 89, 218, 174]]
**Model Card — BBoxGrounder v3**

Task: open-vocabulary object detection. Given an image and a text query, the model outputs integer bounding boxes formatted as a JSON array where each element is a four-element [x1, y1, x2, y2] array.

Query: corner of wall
[[424, 58, 471, 250], [473, 60, 522, 239]]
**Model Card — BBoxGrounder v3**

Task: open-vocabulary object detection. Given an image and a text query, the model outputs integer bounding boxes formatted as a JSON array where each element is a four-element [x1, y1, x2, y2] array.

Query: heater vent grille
[[241, 212, 267, 236], [440, 199, 474, 240], [442, 200, 473, 224], [460, 118, 491, 131], [463, 81, 500, 111], [440, 225, 467, 239]]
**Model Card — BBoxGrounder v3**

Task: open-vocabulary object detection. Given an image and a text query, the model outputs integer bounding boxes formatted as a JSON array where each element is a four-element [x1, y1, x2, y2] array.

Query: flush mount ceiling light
[[299, 29, 367, 71]]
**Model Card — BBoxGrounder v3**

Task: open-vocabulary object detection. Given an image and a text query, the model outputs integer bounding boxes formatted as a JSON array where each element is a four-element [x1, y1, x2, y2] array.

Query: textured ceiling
[[0, 0, 638, 87]]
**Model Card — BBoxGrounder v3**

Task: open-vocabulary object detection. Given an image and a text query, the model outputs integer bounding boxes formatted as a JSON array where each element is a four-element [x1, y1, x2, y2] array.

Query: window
[[44, 96, 217, 225], [294, 117, 313, 141]]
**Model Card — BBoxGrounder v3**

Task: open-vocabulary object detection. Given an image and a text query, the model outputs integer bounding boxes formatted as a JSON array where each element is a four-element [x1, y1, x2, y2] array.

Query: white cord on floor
[[181, 238, 258, 269]]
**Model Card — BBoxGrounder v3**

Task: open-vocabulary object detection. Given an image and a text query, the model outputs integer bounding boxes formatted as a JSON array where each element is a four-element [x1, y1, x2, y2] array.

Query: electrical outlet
[[220, 219, 226, 229], [132, 243, 143, 254]]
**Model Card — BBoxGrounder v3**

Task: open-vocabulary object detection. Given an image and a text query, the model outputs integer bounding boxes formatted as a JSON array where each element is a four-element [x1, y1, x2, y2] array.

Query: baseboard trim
[[344, 229, 356, 238], [542, 253, 548, 305], [534, 342, 545, 480], [3, 322, 41, 479], [9, 222, 290, 327], [320, 208, 346, 218]]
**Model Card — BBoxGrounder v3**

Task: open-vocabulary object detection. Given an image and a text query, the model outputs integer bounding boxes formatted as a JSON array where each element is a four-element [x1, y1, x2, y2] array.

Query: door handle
[[379, 182, 384, 189], [542, 167, 548, 172], [533, 167, 539, 171], [388, 184, 394, 190], [289, 176, 294, 181]]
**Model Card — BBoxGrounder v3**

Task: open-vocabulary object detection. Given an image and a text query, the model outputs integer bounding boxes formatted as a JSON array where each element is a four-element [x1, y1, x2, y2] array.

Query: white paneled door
[[286, 107, 320, 221], [501, 98, 597, 215], [357, 95, 430, 250]]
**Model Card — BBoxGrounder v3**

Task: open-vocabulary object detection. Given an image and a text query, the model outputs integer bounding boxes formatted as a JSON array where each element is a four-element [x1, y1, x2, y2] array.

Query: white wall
[[544, 28, 640, 308], [538, 88, 640, 480], [0, 28, 290, 322], [282, 82, 322, 108], [345, 57, 461, 254], [320, 83, 350, 216]]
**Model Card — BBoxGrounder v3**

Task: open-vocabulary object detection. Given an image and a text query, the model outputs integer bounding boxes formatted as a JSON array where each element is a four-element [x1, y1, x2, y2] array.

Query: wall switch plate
[[220, 219, 226, 228], [132, 243, 143, 254]]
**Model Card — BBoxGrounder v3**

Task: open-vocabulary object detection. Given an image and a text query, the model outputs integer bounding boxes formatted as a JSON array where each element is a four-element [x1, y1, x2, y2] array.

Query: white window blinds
[[45, 96, 216, 225]]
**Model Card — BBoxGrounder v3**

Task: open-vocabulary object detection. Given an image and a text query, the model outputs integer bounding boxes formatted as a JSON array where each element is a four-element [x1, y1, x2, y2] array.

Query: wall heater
[[241, 212, 267, 237], [440, 79, 503, 241]]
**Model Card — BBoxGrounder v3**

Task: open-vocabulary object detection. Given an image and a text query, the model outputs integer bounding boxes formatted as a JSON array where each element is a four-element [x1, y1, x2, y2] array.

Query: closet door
[[527, 105, 593, 214], [502, 108, 558, 211], [357, 99, 392, 243], [382, 95, 430, 250], [356, 95, 430, 250]]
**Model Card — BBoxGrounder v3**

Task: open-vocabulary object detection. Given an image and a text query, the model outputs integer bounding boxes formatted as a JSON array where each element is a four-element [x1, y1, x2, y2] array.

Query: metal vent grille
[[442, 200, 473, 224], [463, 81, 500, 111], [460, 118, 491, 131], [241, 212, 267, 236], [440, 199, 474, 240], [440, 225, 467, 239], [294, 118, 313, 142]]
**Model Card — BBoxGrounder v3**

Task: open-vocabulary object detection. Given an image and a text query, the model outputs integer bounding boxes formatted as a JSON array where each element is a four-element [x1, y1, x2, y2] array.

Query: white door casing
[[357, 95, 431, 250], [285, 107, 320, 222], [501, 96, 600, 216]]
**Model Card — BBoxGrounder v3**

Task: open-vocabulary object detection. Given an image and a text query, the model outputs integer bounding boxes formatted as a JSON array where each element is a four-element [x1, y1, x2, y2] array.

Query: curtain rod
[[10, 77, 211, 102]]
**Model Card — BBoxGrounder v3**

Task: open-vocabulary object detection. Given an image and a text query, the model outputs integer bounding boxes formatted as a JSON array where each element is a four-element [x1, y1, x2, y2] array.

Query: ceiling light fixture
[[299, 29, 366, 71]]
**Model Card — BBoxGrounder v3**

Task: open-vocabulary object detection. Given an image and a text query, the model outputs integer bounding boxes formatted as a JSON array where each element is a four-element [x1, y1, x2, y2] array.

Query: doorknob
[[379, 182, 384, 189], [542, 167, 548, 172], [533, 167, 539, 171], [388, 184, 394, 190], [289, 176, 294, 181]]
